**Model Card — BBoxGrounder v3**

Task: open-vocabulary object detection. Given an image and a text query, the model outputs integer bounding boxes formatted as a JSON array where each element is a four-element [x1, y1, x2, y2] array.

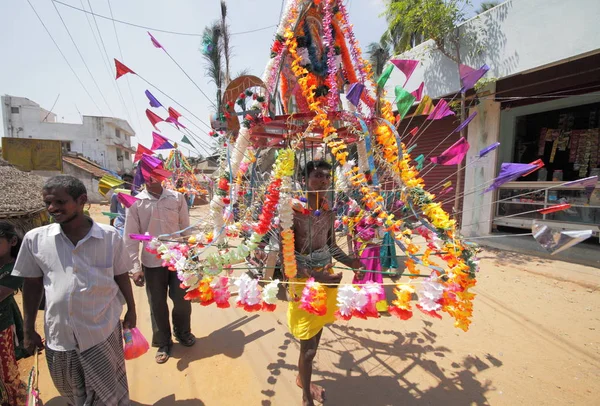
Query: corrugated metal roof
[[62, 155, 111, 179], [398, 115, 466, 216]]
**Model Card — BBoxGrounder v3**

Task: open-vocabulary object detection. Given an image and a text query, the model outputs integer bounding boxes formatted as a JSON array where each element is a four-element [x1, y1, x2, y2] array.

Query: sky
[[0, 0, 486, 156]]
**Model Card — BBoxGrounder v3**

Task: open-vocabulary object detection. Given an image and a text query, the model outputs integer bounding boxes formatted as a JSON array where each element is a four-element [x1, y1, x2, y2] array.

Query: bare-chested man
[[287, 160, 362, 406]]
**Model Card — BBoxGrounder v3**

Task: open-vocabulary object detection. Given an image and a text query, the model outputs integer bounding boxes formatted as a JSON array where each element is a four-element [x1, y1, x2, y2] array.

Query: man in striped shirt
[[13, 175, 136, 406]]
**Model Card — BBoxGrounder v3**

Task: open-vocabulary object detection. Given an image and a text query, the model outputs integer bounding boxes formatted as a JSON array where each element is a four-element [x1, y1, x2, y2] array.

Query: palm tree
[[366, 41, 391, 77], [201, 22, 224, 113], [381, 0, 423, 55], [478, 1, 500, 13], [219, 1, 232, 85]]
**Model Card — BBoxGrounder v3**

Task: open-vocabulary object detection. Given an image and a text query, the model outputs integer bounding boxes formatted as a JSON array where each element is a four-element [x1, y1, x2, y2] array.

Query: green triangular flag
[[394, 86, 416, 120], [414, 154, 425, 171], [181, 135, 193, 146], [376, 64, 394, 88]]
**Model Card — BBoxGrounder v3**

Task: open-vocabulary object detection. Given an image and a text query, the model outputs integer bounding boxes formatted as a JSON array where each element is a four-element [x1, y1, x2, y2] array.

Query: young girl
[[349, 213, 389, 312], [0, 222, 27, 405]]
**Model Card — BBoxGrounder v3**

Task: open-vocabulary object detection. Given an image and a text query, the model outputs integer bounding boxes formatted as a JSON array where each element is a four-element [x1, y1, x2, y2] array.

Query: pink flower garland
[[337, 2, 367, 84], [323, 0, 339, 111]]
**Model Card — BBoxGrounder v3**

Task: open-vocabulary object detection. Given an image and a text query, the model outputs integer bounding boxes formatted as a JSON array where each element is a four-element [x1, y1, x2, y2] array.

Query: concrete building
[[387, 0, 600, 237], [1, 95, 136, 175]]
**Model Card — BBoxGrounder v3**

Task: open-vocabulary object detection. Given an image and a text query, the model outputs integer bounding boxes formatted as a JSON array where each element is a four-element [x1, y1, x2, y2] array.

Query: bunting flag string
[[151, 132, 174, 150], [411, 82, 424, 101], [394, 86, 416, 121], [115, 59, 135, 79], [430, 137, 470, 165], [459, 64, 490, 92], [148, 31, 163, 49], [452, 112, 477, 134], [134, 144, 154, 162], [484, 163, 539, 193], [427, 99, 455, 120], [414, 96, 434, 116], [390, 59, 419, 86], [145, 90, 163, 108], [146, 109, 165, 130]]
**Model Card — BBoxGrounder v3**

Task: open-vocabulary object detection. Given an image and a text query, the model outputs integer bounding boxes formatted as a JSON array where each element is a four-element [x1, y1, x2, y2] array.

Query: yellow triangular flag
[[414, 95, 434, 116], [98, 175, 124, 196]]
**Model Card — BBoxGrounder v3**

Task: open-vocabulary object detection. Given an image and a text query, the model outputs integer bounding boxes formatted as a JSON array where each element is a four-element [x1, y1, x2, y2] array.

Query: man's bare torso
[[293, 210, 334, 255]]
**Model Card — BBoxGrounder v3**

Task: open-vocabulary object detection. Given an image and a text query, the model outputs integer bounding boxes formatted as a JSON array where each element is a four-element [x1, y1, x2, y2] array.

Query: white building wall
[[385, 0, 600, 99], [461, 86, 502, 237], [2, 95, 134, 173]]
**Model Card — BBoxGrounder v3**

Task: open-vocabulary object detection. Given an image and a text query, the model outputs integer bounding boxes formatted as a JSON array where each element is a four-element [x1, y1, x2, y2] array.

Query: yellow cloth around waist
[[287, 277, 338, 341]]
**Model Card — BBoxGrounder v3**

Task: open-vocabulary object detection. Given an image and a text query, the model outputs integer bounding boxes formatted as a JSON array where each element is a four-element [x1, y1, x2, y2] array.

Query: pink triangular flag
[[134, 144, 154, 162], [117, 192, 139, 209], [146, 109, 164, 130], [430, 137, 470, 165], [410, 82, 424, 101], [427, 99, 455, 120], [147, 32, 163, 49], [151, 132, 174, 150], [390, 59, 419, 86]]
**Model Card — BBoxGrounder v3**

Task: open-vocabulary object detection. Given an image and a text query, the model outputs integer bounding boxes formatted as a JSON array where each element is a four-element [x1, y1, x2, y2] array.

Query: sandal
[[176, 333, 196, 347], [155, 345, 170, 364]]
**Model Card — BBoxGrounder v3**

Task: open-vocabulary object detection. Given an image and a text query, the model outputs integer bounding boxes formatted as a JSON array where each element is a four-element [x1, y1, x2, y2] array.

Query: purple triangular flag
[[133, 164, 145, 190], [564, 175, 598, 198], [460, 64, 490, 92], [141, 153, 162, 169], [484, 163, 537, 193], [390, 59, 419, 86], [479, 142, 500, 158], [452, 112, 477, 134], [145, 90, 162, 108], [346, 83, 364, 107], [147, 32, 163, 49], [427, 99, 455, 120], [151, 132, 174, 150], [410, 82, 424, 101], [430, 137, 470, 165]]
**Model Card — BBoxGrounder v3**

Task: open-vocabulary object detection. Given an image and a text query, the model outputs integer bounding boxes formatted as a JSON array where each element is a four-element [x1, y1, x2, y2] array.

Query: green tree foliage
[[382, 0, 470, 60]]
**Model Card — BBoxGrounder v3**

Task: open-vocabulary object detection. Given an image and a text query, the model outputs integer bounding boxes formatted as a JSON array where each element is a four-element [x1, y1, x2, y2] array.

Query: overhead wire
[[26, 0, 102, 113], [50, 0, 114, 115], [85, 0, 133, 125], [52, 0, 276, 37], [107, 0, 144, 135]]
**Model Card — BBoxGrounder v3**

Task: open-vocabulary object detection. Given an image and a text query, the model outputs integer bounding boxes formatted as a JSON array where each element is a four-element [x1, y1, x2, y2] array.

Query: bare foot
[[296, 375, 325, 403]]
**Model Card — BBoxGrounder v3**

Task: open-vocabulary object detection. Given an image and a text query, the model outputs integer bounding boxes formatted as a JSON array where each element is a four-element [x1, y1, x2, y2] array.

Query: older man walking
[[124, 175, 195, 364]]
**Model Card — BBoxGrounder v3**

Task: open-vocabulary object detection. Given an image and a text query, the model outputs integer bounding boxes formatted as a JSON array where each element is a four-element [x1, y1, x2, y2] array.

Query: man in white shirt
[[13, 175, 136, 406], [124, 176, 195, 364]]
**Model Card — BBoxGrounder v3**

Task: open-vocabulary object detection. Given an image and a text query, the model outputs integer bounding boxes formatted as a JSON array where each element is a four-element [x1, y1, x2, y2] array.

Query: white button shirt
[[124, 188, 190, 272], [12, 222, 130, 352]]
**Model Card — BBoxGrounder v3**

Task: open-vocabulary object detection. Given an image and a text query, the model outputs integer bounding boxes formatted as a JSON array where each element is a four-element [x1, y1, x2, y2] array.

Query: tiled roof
[[63, 155, 111, 179]]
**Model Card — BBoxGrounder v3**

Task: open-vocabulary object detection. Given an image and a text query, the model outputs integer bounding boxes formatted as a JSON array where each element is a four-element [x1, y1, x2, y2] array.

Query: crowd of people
[[0, 160, 389, 406]]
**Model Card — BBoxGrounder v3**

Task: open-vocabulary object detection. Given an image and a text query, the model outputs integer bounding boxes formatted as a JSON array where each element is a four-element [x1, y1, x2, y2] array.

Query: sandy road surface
[[16, 204, 600, 405]]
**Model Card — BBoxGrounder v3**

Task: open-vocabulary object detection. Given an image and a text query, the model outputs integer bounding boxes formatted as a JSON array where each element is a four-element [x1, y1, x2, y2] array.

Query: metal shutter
[[397, 115, 465, 215]]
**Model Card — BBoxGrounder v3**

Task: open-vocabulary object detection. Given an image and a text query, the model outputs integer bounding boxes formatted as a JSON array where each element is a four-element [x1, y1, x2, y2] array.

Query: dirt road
[[17, 204, 600, 405]]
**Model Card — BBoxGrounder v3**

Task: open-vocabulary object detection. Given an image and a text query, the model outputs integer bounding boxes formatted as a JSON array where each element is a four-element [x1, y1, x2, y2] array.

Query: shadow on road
[[172, 314, 275, 371], [131, 394, 206, 405], [43, 394, 205, 405], [261, 321, 500, 405]]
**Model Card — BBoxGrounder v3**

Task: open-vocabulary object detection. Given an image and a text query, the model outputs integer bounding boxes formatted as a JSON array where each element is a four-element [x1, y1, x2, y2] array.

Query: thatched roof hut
[[0, 158, 49, 237]]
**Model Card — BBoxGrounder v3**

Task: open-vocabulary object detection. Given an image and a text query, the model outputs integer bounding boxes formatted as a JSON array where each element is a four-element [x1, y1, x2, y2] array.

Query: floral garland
[[139, 0, 481, 332]]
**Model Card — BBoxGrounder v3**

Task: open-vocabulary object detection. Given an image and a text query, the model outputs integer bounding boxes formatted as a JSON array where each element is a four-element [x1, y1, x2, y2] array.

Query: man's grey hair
[[43, 175, 87, 199]]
